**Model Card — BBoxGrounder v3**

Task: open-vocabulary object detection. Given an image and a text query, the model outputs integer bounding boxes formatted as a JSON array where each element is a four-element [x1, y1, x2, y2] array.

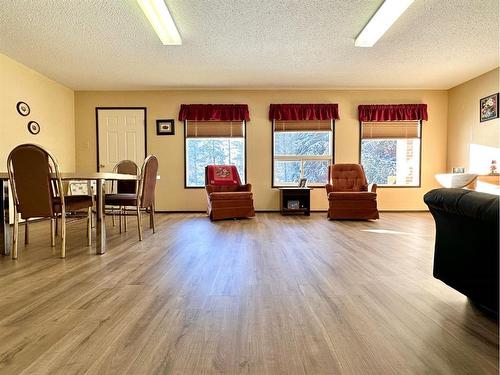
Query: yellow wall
[[75, 90, 448, 211], [4, 50, 497, 211], [0, 54, 75, 171], [447, 68, 500, 173]]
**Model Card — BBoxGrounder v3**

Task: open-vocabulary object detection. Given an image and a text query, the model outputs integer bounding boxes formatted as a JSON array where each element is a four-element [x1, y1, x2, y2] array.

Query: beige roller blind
[[274, 120, 332, 132], [186, 121, 244, 138], [361, 121, 420, 139]]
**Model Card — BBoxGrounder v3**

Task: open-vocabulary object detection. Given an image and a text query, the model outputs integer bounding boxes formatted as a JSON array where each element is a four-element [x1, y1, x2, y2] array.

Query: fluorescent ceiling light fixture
[[137, 0, 182, 45], [355, 0, 414, 47]]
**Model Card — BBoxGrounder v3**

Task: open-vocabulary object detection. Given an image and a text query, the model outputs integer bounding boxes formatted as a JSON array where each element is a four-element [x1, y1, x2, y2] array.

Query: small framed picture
[[480, 93, 499, 122], [298, 178, 307, 188], [156, 119, 175, 135], [452, 167, 465, 173]]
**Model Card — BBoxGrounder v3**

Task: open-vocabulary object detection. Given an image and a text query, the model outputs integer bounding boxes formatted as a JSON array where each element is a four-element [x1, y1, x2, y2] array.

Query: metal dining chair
[[7, 144, 93, 259], [105, 155, 158, 241], [109, 160, 140, 232], [67, 180, 96, 229]]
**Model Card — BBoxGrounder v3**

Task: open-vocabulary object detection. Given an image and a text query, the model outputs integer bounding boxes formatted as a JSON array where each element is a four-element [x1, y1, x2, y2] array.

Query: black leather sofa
[[424, 188, 499, 314]]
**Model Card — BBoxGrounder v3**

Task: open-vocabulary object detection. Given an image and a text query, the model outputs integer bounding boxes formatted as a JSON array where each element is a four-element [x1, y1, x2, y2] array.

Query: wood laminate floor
[[0, 212, 497, 375]]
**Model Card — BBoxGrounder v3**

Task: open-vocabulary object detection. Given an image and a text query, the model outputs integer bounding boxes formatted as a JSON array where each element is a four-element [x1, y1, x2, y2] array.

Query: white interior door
[[97, 109, 146, 172]]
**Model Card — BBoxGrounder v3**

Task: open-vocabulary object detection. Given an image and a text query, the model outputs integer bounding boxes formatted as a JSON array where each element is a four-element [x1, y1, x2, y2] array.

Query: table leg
[[1, 180, 11, 256], [95, 179, 106, 255]]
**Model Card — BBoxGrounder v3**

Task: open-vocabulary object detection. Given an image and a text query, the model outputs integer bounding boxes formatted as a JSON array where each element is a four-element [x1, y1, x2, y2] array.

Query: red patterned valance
[[269, 104, 340, 121], [178, 104, 250, 122], [358, 104, 428, 122]]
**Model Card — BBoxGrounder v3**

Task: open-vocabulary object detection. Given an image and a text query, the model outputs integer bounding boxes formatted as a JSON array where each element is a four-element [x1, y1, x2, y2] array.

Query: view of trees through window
[[361, 139, 420, 186], [185, 129, 418, 188], [186, 138, 245, 187], [274, 131, 332, 185]]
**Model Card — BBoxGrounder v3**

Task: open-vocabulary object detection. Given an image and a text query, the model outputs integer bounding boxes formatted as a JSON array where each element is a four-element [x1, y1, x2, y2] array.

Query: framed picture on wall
[[451, 167, 465, 174], [156, 119, 175, 135], [480, 93, 499, 122]]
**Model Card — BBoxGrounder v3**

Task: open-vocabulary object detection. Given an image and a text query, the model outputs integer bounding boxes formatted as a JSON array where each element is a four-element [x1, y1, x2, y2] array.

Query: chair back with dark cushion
[[328, 164, 368, 192], [114, 160, 139, 194], [205, 165, 242, 187], [138, 155, 158, 208], [7, 144, 63, 219]]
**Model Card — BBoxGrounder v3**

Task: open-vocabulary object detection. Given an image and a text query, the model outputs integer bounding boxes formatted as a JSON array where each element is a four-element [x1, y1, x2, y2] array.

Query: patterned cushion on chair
[[206, 165, 242, 186]]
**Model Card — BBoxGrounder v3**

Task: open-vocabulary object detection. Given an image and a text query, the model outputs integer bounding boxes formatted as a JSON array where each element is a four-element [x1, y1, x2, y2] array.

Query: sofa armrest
[[424, 188, 499, 313], [205, 185, 215, 195], [325, 184, 334, 194], [368, 183, 377, 193], [240, 183, 252, 192], [424, 188, 499, 222]]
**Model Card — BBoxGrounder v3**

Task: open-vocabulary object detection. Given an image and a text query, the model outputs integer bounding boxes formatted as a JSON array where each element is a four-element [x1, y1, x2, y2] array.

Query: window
[[273, 120, 333, 186], [360, 121, 421, 186], [185, 121, 245, 187]]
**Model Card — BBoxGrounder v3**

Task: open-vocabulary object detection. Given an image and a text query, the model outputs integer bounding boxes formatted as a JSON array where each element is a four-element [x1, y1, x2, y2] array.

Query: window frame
[[358, 120, 423, 188], [184, 120, 247, 189], [271, 120, 335, 188]]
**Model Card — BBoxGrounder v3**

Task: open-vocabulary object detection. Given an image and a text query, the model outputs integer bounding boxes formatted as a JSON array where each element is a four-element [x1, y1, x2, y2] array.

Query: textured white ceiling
[[0, 0, 498, 90]]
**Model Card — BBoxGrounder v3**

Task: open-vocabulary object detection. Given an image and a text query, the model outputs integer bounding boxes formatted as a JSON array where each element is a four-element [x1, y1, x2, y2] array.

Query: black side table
[[279, 187, 311, 216]]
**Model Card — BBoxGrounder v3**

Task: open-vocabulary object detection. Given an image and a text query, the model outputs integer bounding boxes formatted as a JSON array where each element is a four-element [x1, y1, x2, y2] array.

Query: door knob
[[99, 164, 105, 168]]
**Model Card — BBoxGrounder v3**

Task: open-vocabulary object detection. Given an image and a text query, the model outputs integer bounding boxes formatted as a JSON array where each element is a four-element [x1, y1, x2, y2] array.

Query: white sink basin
[[435, 173, 478, 188]]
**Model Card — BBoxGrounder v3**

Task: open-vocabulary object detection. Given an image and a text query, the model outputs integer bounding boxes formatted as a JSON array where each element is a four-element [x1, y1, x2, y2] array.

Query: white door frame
[[95, 107, 147, 172]]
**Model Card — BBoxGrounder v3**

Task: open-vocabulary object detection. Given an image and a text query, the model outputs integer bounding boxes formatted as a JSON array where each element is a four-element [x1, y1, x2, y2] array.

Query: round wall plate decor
[[16, 101, 30, 116], [27, 121, 40, 135]]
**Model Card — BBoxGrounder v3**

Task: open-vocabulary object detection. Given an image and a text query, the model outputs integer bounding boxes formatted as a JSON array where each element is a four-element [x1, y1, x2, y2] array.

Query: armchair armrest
[[205, 185, 215, 194], [368, 183, 377, 193], [239, 183, 252, 192], [325, 184, 334, 194]]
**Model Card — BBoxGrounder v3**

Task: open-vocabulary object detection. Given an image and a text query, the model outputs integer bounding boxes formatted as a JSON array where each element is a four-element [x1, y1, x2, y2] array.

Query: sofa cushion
[[53, 195, 93, 212], [105, 193, 137, 206], [328, 192, 377, 201], [209, 192, 253, 200]]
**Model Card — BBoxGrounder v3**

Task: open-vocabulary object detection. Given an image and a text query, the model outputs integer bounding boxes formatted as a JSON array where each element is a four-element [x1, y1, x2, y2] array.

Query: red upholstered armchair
[[325, 164, 379, 220], [205, 165, 255, 221]]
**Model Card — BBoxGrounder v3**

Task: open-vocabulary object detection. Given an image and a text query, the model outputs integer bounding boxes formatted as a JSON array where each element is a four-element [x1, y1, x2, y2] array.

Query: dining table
[[0, 172, 141, 257]]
